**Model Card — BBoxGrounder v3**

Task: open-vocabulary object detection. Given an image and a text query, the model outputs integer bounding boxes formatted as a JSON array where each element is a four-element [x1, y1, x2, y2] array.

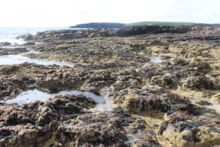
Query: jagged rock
[[117, 25, 191, 36], [162, 117, 220, 147], [17, 33, 33, 40], [183, 76, 216, 90], [121, 92, 168, 114], [0, 42, 11, 46], [210, 93, 220, 104], [1, 24, 220, 146]]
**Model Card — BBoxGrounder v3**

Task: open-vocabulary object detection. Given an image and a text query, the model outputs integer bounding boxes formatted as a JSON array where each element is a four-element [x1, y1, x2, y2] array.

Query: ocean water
[[0, 27, 71, 45], [0, 27, 69, 39]]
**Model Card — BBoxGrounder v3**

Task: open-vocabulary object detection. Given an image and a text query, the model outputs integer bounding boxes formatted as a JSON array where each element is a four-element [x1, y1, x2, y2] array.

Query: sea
[[0, 27, 72, 44]]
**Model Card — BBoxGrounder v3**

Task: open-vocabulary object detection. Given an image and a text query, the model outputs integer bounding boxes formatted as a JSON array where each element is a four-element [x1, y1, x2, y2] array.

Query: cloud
[[0, 0, 220, 27]]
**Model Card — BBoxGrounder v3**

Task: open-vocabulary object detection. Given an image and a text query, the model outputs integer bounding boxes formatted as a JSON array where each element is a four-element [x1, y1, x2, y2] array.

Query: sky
[[0, 0, 220, 27]]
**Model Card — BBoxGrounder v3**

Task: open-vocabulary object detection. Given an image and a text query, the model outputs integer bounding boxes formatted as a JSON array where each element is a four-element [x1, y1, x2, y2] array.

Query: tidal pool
[[90, 98, 113, 112], [6, 89, 105, 105], [135, 56, 162, 72], [6, 89, 114, 112], [151, 56, 162, 63]]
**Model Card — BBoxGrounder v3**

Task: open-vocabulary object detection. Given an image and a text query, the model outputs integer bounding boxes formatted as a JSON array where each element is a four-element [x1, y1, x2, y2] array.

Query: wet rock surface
[[0, 47, 28, 55], [1, 24, 220, 146]]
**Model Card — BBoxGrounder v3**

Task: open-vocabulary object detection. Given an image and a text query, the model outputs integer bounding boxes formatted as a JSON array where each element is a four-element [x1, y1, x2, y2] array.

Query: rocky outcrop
[[18, 29, 117, 42], [0, 47, 28, 55], [0, 97, 161, 146], [1, 24, 220, 146], [18, 24, 220, 42], [117, 25, 191, 36]]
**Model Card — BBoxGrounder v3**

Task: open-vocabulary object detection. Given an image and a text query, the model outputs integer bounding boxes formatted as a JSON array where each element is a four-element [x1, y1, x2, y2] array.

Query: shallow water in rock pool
[[6, 89, 113, 111], [6, 89, 105, 104]]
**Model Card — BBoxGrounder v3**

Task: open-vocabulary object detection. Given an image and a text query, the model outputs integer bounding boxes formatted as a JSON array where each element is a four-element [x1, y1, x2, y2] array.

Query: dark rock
[[117, 25, 191, 36], [17, 33, 33, 41], [0, 42, 11, 46], [183, 76, 216, 90], [0, 129, 12, 138]]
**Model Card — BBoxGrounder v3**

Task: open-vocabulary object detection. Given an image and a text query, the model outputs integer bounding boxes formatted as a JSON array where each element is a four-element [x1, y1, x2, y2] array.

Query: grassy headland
[[70, 22, 125, 29], [126, 21, 196, 27]]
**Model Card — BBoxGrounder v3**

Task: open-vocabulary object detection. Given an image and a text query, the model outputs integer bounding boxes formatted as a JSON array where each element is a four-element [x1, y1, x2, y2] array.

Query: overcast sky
[[0, 0, 219, 27]]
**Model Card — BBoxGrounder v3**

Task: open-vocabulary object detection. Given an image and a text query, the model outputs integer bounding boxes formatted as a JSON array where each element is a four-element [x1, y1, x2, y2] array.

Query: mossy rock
[[210, 93, 220, 104], [0, 65, 20, 75], [183, 76, 216, 90], [194, 126, 220, 147], [163, 125, 220, 147], [122, 93, 139, 113]]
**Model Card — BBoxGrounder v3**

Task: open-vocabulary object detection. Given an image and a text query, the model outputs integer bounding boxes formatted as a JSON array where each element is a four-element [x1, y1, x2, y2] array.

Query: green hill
[[70, 23, 125, 29], [127, 21, 195, 27]]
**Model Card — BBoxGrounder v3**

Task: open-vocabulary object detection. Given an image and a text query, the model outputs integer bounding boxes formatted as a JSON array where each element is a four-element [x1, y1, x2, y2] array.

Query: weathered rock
[[121, 92, 169, 115], [17, 33, 33, 41], [0, 94, 97, 146], [0, 42, 11, 46], [161, 117, 220, 147], [117, 25, 191, 36], [0, 47, 28, 55], [183, 76, 216, 90], [1, 24, 220, 146], [211, 93, 220, 104]]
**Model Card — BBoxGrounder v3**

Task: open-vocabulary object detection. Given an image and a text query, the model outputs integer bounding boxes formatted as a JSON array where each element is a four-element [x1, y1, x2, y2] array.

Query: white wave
[[0, 54, 74, 67], [0, 38, 26, 45]]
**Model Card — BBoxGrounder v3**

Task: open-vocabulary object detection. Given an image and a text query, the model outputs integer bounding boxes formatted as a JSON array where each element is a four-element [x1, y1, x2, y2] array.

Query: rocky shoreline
[[1, 25, 220, 146]]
